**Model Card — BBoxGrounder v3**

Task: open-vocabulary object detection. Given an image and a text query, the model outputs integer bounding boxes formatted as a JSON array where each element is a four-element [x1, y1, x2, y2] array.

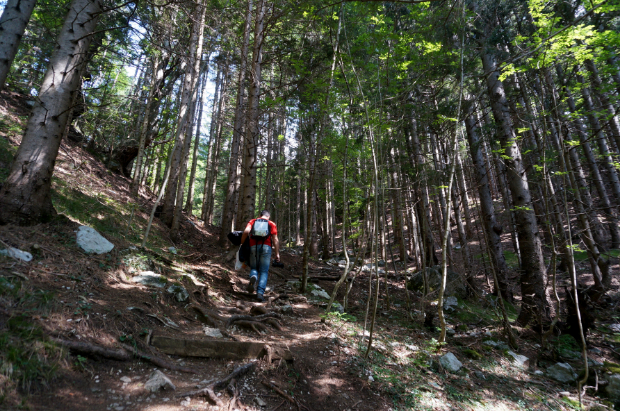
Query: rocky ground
[[1, 90, 620, 410]]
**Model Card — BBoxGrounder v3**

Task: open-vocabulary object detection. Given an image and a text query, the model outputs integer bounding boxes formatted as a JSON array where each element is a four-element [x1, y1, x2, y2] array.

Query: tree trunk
[[481, 51, 550, 325], [239, 0, 266, 224], [170, 0, 208, 239], [0, 0, 102, 224], [0, 0, 38, 89], [184, 64, 209, 214]]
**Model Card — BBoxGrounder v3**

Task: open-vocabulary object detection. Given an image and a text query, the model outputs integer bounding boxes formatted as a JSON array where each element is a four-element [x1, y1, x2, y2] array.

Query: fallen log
[[53, 338, 197, 373], [150, 335, 292, 361]]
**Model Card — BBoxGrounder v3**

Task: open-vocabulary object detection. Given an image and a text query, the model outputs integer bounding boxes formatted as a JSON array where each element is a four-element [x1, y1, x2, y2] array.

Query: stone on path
[[609, 324, 620, 333], [131, 271, 168, 288], [167, 284, 189, 302], [0, 247, 33, 262], [546, 363, 578, 383], [440, 352, 462, 373], [204, 327, 224, 338], [76, 226, 114, 254], [507, 351, 529, 368], [144, 370, 175, 392]]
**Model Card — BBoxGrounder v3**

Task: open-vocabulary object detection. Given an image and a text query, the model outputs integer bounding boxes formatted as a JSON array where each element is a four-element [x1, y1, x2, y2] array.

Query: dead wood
[[213, 362, 256, 390], [150, 335, 292, 361], [226, 378, 237, 411], [52, 338, 131, 361], [179, 386, 223, 406], [119, 343, 197, 374], [261, 380, 308, 411]]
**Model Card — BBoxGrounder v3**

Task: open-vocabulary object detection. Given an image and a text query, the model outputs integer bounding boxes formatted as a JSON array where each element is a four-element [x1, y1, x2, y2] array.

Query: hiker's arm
[[240, 225, 251, 244], [272, 234, 280, 260]]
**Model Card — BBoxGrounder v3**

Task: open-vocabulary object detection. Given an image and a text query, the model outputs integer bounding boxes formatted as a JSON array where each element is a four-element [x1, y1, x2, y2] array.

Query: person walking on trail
[[241, 210, 280, 302]]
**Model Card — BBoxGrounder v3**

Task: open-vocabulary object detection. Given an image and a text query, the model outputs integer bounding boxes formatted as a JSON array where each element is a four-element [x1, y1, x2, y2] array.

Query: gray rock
[[76, 226, 114, 254], [330, 302, 344, 314], [446, 328, 456, 336], [444, 296, 458, 312], [440, 352, 462, 373], [588, 357, 604, 367], [589, 347, 602, 355], [204, 327, 223, 338], [338, 260, 347, 265], [131, 272, 168, 288], [407, 266, 467, 298], [120, 376, 131, 383], [310, 286, 331, 300], [606, 374, 620, 400], [483, 340, 499, 347], [507, 351, 529, 367], [534, 370, 544, 376], [378, 260, 386, 267], [168, 247, 177, 254], [547, 363, 578, 383], [609, 324, 620, 333], [167, 284, 189, 302], [254, 397, 266, 407], [474, 371, 486, 379], [144, 370, 175, 392], [0, 247, 33, 262]]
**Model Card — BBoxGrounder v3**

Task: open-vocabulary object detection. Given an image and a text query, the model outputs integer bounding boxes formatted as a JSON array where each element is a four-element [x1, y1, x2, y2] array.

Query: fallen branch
[[261, 380, 308, 411], [52, 338, 131, 361]]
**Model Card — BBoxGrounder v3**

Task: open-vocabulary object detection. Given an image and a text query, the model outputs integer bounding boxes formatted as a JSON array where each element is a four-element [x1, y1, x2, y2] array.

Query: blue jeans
[[249, 244, 271, 295]]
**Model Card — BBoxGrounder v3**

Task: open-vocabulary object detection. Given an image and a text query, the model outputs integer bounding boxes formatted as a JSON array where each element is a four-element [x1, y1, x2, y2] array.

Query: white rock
[[120, 376, 131, 383], [131, 272, 167, 288], [483, 340, 499, 347], [443, 296, 458, 312], [204, 327, 224, 338], [507, 351, 529, 367], [440, 352, 463, 373], [76, 226, 114, 254], [0, 247, 33, 262], [546, 363, 578, 383], [368, 375, 374, 382], [534, 370, 544, 375], [609, 324, 620, 333], [254, 397, 266, 407], [144, 370, 175, 392]]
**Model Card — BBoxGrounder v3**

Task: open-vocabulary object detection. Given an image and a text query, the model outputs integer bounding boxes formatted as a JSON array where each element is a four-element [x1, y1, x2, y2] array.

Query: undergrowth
[[0, 277, 62, 405]]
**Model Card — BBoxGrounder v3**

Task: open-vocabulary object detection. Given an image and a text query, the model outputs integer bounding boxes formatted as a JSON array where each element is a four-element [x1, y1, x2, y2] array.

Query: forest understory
[[2, 91, 620, 411]]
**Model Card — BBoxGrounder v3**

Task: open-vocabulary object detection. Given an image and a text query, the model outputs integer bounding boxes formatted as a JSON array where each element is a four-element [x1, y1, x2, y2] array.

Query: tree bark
[[0, 0, 37, 89], [0, 0, 102, 224], [481, 51, 551, 325]]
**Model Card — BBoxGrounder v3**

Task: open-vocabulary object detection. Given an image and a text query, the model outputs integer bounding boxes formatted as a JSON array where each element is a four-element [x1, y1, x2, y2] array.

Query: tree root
[[226, 312, 282, 328], [178, 362, 255, 407], [119, 343, 197, 373], [233, 320, 268, 334]]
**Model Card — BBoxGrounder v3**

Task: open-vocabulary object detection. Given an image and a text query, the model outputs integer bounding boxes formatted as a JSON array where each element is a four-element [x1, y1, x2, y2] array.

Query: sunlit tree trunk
[[0, 0, 102, 224]]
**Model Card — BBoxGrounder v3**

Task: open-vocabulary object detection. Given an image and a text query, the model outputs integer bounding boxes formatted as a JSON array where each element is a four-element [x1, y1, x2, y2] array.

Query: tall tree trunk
[[481, 51, 551, 325], [219, 0, 253, 241], [0, 0, 37, 90], [239, 0, 266, 224], [184, 64, 209, 214], [170, 1, 208, 239], [0, 0, 101, 224], [201, 64, 223, 222]]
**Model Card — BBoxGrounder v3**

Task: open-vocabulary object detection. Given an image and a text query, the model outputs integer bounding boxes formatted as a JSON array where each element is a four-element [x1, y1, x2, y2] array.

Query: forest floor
[[1, 90, 620, 411]]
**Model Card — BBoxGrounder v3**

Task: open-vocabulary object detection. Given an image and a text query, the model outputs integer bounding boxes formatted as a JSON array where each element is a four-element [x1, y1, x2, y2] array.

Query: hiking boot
[[256, 294, 265, 302], [247, 276, 257, 293]]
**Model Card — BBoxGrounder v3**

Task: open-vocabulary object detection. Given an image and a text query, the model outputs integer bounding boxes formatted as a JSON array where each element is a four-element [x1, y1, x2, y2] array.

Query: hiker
[[240, 210, 280, 302]]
